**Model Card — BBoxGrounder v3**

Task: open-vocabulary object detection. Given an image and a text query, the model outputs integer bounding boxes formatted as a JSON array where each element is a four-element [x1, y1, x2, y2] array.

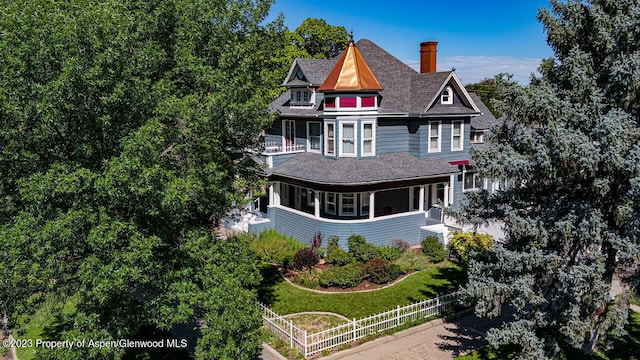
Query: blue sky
[[267, 0, 555, 84]]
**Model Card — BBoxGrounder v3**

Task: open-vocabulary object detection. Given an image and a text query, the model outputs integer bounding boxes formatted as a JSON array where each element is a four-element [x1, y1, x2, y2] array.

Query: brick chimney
[[420, 41, 438, 73]]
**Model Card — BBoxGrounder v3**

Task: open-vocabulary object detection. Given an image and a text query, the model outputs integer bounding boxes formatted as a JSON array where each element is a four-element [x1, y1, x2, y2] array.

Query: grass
[[286, 313, 349, 332], [259, 260, 465, 319], [14, 294, 78, 360], [456, 311, 640, 360]]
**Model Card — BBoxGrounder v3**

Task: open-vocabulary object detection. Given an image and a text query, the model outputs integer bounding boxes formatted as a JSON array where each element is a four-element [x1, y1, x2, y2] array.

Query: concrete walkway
[[319, 310, 504, 360], [260, 309, 507, 360]]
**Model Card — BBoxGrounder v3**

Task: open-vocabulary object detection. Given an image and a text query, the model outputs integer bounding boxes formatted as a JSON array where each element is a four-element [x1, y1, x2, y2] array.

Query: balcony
[[263, 135, 322, 154]]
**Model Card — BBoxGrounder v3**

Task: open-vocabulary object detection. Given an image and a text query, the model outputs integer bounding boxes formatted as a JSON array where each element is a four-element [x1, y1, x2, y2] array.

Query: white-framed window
[[428, 121, 441, 153], [463, 171, 481, 191], [361, 121, 375, 156], [290, 89, 313, 106], [282, 119, 296, 152], [441, 86, 453, 104], [339, 193, 356, 216], [451, 121, 463, 151], [307, 121, 321, 152], [325, 121, 336, 155], [325, 192, 336, 215], [360, 192, 370, 216], [339, 122, 357, 157], [470, 132, 484, 144]]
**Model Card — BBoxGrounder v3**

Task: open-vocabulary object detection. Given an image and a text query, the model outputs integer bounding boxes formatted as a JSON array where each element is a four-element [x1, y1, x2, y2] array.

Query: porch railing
[[263, 136, 314, 154]]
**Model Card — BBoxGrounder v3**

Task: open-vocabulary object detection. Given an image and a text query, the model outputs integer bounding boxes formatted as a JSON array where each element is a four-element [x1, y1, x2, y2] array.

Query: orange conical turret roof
[[318, 39, 383, 92]]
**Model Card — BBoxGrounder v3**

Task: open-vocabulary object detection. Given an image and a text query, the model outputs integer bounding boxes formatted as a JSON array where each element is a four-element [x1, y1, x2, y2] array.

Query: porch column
[[369, 191, 375, 220], [449, 174, 455, 206], [273, 181, 281, 206], [269, 183, 274, 206], [314, 190, 320, 219], [418, 185, 425, 211], [444, 183, 450, 208]]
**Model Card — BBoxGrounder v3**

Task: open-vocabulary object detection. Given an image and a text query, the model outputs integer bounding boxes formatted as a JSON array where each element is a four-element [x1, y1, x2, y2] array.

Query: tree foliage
[[292, 18, 349, 59], [457, 1, 640, 358], [270, 18, 349, 86], [465, 74, 518, 118], [0, 0, 283, 359]]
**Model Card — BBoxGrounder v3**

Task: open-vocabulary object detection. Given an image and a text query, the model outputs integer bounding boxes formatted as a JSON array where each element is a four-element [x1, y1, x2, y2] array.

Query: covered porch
[[268, 181, 453, 222]]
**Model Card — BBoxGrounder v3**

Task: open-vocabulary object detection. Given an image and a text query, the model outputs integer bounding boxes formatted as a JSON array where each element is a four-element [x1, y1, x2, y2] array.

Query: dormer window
[[290, 89, 313, 106], [441, 86, 453, 104]]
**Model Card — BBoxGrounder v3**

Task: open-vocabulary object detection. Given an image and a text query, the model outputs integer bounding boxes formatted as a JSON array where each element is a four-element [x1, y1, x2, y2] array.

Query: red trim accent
[[339, 97, 356, 107], [325, 97, 335, 108], [448, 160, 469, 166], [361, 96, 375, 107]]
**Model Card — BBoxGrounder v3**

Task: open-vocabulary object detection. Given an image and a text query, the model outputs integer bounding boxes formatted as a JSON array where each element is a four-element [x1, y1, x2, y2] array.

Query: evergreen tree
[[0, 0, 283, 358], [457, 1, 640, 358]]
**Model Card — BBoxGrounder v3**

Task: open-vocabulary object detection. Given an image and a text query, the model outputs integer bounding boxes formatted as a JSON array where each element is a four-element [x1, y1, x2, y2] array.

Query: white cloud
[[406, 56, 544, 85]]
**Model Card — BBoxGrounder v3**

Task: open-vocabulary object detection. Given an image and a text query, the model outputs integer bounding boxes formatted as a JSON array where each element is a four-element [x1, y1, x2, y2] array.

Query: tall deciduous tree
[[0, 0, 283, 359], [457, 0, 640, 358], [293, 18, 349, 59]]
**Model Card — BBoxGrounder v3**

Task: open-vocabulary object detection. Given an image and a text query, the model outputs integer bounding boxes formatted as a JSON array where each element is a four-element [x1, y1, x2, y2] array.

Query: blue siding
[[419, 228, 445, 244], [271, 152, 301, 167], [248, 219, 274, 234], [377, 122, 409, 154], [408, 123, 423, 157], [266, 206, 426, 247], [417, 119, 472, 162]]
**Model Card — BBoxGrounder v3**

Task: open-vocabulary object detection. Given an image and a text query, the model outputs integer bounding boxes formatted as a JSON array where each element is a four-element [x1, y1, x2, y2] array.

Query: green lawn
[[258, 261, 465, 319]]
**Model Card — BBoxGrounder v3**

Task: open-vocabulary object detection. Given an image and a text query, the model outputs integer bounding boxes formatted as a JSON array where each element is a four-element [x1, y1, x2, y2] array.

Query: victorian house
[[239, 38, 497, 246]]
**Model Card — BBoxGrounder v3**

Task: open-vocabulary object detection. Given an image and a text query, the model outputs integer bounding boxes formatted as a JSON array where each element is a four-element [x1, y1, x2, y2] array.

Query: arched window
[[441, 86, 453, 104]]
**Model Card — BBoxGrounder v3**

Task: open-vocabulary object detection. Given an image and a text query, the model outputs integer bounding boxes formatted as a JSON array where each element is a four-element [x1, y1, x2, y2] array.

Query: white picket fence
[[260, 290, 464, 358]]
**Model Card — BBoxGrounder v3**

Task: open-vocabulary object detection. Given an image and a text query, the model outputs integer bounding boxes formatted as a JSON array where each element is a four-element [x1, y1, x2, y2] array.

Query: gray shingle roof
[[283, 58, 336, 86], [269, 89, 325, 117], [468, 92, 499, 130], [272, 39, 493, 118], [267, 152, 459, 186]]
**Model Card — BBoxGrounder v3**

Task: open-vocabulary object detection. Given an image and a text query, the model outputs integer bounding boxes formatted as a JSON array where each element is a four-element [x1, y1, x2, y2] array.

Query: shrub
[[421, 236, 447, 263], [377, 245, 402, 262], [364, 257, 396, 284], [347, 234, 380, 262], [319, 264, 363, 288], [294, 270, 321, 289], [393, 251, 429, 273], [326, 235, 353, 266], [311, 231, 323, 250], [388, 263, 403, 280], [447, 231, 494, 264], [293, 248, 319, 270], [250, 229, 306, 265], [281, 254, 294, 270], [391, 238, 411, 253]]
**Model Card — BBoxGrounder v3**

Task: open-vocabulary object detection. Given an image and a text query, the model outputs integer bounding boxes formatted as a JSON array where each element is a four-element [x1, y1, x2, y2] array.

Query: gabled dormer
[[420, 71, 480, 114], [282, 59, 335, 108]]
